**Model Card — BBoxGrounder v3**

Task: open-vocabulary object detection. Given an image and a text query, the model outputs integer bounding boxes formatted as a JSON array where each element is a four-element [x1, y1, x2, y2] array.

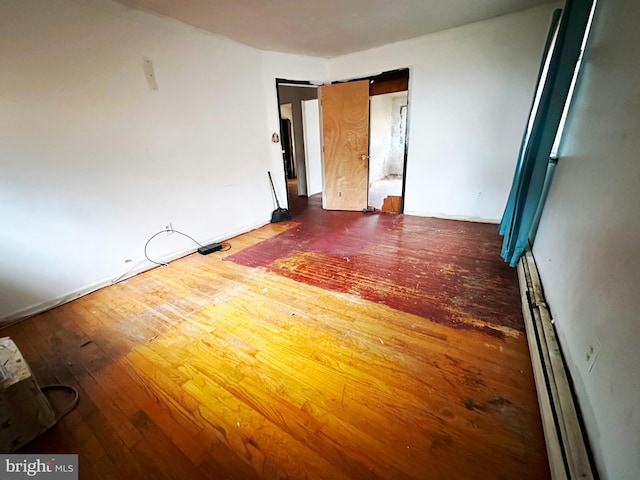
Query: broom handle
[[268, 171, 282, 209]]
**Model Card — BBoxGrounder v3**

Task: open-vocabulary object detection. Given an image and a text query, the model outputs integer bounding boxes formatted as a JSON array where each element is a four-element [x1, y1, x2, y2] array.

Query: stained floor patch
[[226, 203, 522, 334]]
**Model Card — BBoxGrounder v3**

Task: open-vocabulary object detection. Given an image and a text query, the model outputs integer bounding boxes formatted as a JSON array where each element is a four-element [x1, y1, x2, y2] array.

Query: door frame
[[274, 69, 412, 214], [329, 68, 411, 213], [275, 78, 319, 209]]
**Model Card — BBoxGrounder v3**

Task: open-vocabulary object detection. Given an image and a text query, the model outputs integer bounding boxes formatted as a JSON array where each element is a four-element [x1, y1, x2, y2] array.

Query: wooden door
[[319, 80, 370, 211]]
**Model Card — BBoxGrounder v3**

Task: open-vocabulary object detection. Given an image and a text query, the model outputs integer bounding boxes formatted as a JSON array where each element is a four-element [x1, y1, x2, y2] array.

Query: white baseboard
[[404, 210, 501, 224], [0, 220, 268, 328], [518, 246, 595, 480]]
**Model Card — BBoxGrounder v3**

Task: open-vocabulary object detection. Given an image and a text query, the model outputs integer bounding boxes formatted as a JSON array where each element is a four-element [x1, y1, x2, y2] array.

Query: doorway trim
[[329, 68, 411, 213], [275, 78, 319, 209]]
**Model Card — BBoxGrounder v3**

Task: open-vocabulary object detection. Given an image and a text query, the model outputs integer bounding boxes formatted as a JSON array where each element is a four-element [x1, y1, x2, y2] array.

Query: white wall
[[369, 94, 395, 183], [0, 0, 327, 322], [532, 1, 640, 478], [369, 92, 408, 183], [302, 100, 323, 196], [280, 104, 294, 122], [330, 3, 560, 222], [389, 95, 408, 176]]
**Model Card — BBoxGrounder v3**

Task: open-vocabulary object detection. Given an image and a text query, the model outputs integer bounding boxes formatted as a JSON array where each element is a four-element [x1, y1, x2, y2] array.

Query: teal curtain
[[500, 0, 594, 266]]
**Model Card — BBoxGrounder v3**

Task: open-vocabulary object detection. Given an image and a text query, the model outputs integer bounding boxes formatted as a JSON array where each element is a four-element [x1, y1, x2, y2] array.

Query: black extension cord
[[144, 229, 230, 266]]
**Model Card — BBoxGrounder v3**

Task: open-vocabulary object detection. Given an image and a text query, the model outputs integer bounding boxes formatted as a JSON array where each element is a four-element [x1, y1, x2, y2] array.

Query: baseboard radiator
[[517, 247, 595, 480]]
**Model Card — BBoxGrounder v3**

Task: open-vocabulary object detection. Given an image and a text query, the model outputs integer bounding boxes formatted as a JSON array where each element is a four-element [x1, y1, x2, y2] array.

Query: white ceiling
[[117, 0, 554, 58]]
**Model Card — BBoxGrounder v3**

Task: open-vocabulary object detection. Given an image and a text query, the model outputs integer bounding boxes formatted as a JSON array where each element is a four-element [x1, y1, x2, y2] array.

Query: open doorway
[[318, 68, 410, 213], [275, 81, 320, 207], [368, 91, 408, 211], [366, 69, 409, 213], [279, 104, 295, 179], [276, 69, 410, 216]]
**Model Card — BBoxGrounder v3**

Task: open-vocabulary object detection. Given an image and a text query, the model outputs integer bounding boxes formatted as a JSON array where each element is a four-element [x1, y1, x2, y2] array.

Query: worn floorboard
[[3, 193, 548, 479]]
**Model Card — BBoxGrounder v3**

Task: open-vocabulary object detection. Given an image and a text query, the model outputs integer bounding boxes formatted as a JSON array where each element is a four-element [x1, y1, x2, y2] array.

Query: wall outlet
[[585, 341, 601, 372], [164, 223, 173, 235]]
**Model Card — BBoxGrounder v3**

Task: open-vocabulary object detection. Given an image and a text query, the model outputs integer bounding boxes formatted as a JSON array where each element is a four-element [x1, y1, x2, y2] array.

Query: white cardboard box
[[0, 336, 56, 453]]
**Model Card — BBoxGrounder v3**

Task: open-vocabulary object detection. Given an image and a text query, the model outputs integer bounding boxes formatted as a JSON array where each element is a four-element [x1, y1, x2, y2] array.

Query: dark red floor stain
[[227, 192, 522, 334]]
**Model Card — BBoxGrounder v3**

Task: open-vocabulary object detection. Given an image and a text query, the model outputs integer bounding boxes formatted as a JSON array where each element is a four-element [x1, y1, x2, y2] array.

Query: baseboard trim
[[404, 211, 501, 224], [517, 246, 595, 480], [0, 221, 268, 328]]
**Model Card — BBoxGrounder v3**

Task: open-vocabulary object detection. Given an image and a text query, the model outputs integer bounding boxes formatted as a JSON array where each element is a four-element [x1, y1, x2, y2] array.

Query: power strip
[[197, 243, 222, 255]]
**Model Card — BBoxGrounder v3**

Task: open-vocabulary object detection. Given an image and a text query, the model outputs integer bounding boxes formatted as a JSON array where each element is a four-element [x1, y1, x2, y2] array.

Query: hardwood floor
[[3, 196, 549, 479]]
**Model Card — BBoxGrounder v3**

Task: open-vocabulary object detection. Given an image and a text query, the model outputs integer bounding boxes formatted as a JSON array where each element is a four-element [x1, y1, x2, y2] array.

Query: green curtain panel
[[500, 0, 594, 266]]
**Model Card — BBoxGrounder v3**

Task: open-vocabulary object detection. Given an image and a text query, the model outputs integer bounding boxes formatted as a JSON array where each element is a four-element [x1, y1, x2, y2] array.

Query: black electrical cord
[[144, 229, 204, 266], [144, 229, 230, 266], [40, 385, 79, 421]]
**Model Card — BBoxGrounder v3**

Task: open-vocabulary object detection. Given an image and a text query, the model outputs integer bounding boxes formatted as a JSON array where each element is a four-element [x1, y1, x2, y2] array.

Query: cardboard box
[[0, 337, 56, 453]]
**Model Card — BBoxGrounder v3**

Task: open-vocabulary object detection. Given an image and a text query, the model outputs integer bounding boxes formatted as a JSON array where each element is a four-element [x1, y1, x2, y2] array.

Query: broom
[[268, 171, 291, 223]]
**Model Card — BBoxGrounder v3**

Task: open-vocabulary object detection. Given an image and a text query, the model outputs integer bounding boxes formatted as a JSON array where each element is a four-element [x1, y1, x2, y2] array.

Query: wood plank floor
[[3, 194, 549, 479]]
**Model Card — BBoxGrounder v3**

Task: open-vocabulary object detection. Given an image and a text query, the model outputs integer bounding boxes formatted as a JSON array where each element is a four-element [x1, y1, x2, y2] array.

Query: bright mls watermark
[[1, 455, 77, 479]]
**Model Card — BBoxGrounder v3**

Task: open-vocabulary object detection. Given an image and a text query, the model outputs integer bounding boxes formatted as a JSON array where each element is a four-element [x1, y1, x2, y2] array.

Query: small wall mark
[[143, 56, 158, 91]]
